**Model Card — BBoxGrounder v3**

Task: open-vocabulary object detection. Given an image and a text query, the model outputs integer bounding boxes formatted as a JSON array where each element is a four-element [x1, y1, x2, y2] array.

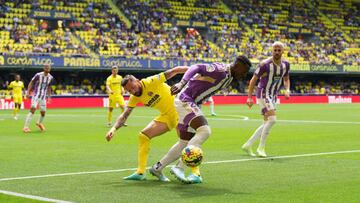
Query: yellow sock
[[13, 107, 17, 116], [107, 110, 112, 123], [191, 166, 201, 176], [136, 132, 150, 174]]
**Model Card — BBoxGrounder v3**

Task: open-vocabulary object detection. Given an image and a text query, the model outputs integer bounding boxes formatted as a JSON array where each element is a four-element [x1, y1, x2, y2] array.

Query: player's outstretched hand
[[246, 97, 254, 108], [171, 80, 186, 95], [106, 127, 116, 142], [170, 83, 182, 95], [285, 90, 290, 100]]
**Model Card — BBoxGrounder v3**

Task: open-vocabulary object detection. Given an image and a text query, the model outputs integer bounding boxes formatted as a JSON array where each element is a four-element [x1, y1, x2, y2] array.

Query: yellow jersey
[[106, 74, 123, 96], [127, 73, 175, 114], [8, 80, 24, 96]]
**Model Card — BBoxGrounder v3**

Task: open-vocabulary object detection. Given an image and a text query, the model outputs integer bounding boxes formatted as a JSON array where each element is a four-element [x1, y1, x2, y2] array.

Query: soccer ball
[[181, 145, 203, 167]]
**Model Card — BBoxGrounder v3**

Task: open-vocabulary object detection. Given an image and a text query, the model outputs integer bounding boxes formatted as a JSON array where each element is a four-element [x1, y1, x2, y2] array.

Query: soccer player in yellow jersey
[[106, 66, 125, 127], [106, 66, 188, 181], [8, 74, 24, 120]]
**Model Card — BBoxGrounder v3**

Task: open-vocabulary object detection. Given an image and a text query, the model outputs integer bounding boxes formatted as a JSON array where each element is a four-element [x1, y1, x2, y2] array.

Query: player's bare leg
[[124, 120, 169, 181], [119, 105, 127, 127]]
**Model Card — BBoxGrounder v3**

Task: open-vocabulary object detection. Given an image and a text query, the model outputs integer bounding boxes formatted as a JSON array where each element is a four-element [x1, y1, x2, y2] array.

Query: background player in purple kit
[[23, 64, 54, 133], [150, 56, 251, 184], [242, 41, 290, 157]]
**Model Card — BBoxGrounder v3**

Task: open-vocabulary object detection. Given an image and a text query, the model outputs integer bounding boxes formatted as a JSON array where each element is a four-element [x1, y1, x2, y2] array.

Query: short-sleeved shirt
[[8, 80, 24, 96], [179, 62, 233, 105], [255, 57, 290, 99], [106, 75, 123, 96], [127, 73, 176, 114], [31, 72, 53, 99]]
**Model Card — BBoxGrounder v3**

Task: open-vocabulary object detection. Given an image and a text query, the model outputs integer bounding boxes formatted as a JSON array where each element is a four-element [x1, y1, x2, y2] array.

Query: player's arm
[[164, 66, 189, 80], [22, 83, 26, 99], [106, 107, 134, 141], [283, 75, 290, 99], [106, 78, 113, 94], [26, 80, 33, 98], [7, 82, 13, 98], [246, 74, 258, 108], [171, 64, 206, 95], [47, 86, 52, 103]]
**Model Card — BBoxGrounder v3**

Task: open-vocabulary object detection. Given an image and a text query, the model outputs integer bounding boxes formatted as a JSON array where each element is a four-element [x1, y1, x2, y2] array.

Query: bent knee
[[197, 125, 211, 136]]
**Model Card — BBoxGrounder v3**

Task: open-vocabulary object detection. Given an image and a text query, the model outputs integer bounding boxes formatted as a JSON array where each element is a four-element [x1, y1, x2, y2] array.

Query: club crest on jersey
[[206, 65, 215, 72], [148, 91, 153, 96]]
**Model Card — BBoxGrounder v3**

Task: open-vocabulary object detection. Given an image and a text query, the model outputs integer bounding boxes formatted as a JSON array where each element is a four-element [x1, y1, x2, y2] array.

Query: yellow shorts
[[109, 95, 125, 108], [13, 95, 23, 104], [154, 110, 178, 130]]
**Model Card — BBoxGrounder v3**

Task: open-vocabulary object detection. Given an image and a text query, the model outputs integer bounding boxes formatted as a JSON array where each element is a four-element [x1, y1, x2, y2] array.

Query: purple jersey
[[179, 63, 233, 105], [255, 57, 290, 99], [31, 72, 53, 99]]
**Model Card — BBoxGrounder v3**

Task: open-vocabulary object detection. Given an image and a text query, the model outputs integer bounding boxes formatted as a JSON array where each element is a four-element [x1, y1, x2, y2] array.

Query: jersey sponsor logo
[[145, 94, 160, 107], [272, 76, 281, 84]]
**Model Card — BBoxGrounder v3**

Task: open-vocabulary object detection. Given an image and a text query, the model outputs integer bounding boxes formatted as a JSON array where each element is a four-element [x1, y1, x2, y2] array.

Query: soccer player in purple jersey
[[149, 56, 251, 184], [242, 41, 290, 157], [23, 64, 54, 133]]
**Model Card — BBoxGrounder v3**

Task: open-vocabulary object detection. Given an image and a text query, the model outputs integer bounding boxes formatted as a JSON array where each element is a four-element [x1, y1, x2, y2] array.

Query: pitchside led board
[[0, 55, 359, 72]]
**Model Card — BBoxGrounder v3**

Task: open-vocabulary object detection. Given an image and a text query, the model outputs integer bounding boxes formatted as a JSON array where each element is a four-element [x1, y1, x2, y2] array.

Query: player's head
[[121, 75, 142, 97], [15, 74, 20, 81], [230, 55, 251, 80], [44, 64, 51, 73], [111, 66, 118, 76], [272, 41, 284, 61]]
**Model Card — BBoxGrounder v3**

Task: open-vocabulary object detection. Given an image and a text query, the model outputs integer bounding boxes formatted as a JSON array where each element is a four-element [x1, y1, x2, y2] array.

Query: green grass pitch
[[0, 104, 360, 202]]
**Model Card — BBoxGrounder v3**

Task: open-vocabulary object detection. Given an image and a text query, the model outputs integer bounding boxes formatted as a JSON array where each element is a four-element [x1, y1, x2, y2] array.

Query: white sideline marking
[[0, 167, 137, 182], [47, 114, 360, 125], [0, 189, 73, 203], [205, 149, 360, 164], [0, 149, 359, 183]]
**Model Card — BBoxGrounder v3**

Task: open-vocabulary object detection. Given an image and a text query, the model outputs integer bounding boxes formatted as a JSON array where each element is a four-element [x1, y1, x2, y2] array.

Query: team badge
[[148, 92, 153, 96]]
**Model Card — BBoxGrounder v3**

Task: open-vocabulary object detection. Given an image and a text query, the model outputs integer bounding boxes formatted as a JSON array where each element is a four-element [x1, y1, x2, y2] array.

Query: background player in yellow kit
[[8, 74, 25, 120], [106, 66, 125, 127], [105, 66, 188, 181]]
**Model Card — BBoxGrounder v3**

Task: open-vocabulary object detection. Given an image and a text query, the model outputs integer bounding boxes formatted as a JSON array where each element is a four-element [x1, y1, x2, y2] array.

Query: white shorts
[[31, 96, 47, 111], [175, 98, 204, 133], [257, 97, 276, 115]]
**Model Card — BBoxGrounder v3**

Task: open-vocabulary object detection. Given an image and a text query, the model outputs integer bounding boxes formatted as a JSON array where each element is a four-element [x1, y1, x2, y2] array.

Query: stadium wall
[[1, 95, 359, 110]]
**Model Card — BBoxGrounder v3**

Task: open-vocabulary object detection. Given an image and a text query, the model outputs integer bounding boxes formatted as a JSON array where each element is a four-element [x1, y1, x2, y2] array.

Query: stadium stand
[[0, 0, 359, 98], [0, 0, 358, 64]]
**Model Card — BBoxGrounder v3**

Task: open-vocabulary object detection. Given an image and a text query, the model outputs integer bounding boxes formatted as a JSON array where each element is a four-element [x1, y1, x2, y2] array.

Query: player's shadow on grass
[[104, 180, 249, 197], [168, 183, 249, 198]]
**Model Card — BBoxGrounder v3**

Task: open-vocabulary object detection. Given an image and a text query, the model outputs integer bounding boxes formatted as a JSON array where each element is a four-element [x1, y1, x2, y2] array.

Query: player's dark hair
[[235, 55, 252, 69], [121, 75, 134, 87], [112, 66, 118, 70]]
